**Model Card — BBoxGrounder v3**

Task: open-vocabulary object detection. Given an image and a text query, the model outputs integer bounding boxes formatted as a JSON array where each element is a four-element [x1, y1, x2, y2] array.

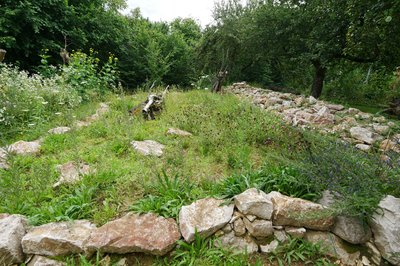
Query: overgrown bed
[[1, 84, 399, 264]]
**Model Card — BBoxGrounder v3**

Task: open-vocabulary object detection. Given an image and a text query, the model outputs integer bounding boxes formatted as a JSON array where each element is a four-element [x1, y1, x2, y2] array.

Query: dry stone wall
[[229, 82, 400, 154], [2, 189, 399, 266]]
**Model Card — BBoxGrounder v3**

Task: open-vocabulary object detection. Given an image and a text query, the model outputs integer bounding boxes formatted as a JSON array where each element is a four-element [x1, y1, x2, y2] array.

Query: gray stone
[[326, 104, 344, 111], [268, 191, 334, 231], [0, 214, 28, 264], [308, 96, 317, 104], [370, 195, 400, 265], [274, 230, 288, 243], [285, 227, 306, 238], [85, 213, 180, 256], [53, 161, 93, 187], [167, 128, 192, 137], [8, 140, 41, 155], [332, 216, 372, 244], [215, 231, 258, 254], [243, 218, 273, 238], [350, 127, 376, 144], [260, 240, 279, 254], [355, 144, 371, 152], [305, 231, 360, 265], [0, 147, 9, 169], [234, 188, 273, 220], [365, 242, 382, 266], [372, 124, 389, 135], [233, 218, 246, 237], [27, 256, 66, 266], [48, 127, 71, 135], [131, 140, 165, 157], [22, 220, 95, 257], [179, 198, 234, 242]]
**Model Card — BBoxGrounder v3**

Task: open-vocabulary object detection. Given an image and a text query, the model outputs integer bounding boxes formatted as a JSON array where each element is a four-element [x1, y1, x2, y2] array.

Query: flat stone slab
[[350, 127, 376, 145], [22, 220, 96, 257], [179, 198, 234, 242], [53, 161, 93, 187], [131, 140, 165, 157], [48, 127, 71, 135], [167, 128, 192, 137], [234, 188, 273, 220], [0, 214, 29, 264], [8, 140, 41, 155], [85, 213, 180, 256], [268, 191, 334, 231]]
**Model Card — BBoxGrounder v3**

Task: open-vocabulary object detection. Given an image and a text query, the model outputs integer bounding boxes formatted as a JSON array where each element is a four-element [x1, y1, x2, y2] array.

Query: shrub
[[0, 64, 81, 139]]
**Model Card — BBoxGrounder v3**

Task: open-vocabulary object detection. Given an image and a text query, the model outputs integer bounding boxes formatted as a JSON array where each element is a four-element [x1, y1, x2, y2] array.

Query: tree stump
[[129, 86, 169, 120]]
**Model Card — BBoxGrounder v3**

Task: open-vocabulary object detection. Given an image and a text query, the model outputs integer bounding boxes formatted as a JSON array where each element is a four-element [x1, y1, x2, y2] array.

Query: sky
[[124, 0, 219, 27]]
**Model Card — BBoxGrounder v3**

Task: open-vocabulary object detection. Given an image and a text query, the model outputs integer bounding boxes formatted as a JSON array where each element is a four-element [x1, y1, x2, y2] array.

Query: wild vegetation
[[1, 0, 400, 265]]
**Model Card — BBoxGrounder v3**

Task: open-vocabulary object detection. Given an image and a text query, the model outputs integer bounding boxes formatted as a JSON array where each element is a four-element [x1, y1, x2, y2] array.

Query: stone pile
[[229, 82, 400, 153], [1, 190, 399, 265]]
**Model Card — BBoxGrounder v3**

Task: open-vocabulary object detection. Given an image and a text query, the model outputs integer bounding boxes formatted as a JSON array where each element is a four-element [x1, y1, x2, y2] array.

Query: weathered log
[[0, 49, 6, 62], [129, 85, 169, 120]]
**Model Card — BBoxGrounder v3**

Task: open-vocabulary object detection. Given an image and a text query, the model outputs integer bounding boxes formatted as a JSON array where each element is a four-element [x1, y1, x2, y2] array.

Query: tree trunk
[[311, 59, 326, 98]]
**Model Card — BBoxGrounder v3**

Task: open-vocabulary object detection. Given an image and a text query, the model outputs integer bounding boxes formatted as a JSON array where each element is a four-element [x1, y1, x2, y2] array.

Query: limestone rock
[[370, 195, 400, 265], [274, 230, 288, 243], [260, 240, 279, 254], [53, 161, 93, 187], [22, 220, 95, 257], [372, 124, 389, 135], [355, 144, 371, 152], [48, 127, 71, 135], [332, 216, 371, 244], [326, 104, 344, 111], [308, 96, 317, 104], [234, 188, 273, 220], [365, 242, 382, 266], [0, 214, 28, 264], [243, 218, 273, 238], [8, 140, 41, 155], [86, 213, 180, 256], [179, 198, 234, 242], [350, 127, 376, 145], [268, 191, 334, 231], [131, 140, 165, 157], [305, 231, 360, 265], [27, 256, 66, 266], [285, 227, 306, 238], [167, 128, 192, 137], [233, 218, 246, 237], [215, 231, 258, 254]]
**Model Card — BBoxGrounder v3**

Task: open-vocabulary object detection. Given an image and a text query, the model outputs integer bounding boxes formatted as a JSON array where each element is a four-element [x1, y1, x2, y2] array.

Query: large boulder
[[0, 214, 29, 264], [305, 231, 360, 265], [268, 191, 334, 231], [370, 195, 400, 265], [215, 231, 258, 254], [234, 188, 273, 220], [131, 140, 165, 157], [22, 220, 95, 257], [179, 198, 234, 242], [85, 213, 180, 256]]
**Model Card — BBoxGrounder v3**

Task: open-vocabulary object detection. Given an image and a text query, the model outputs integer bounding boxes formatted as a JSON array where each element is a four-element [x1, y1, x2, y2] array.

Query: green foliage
[[130, 172, 205, 219], [301, 136, 400, 218], [268, 237, 333, 266], [0, 64, 81, 139], [217, 166, 318, 201], [62, 50, 119, 100], [160, 233, 255, 266]]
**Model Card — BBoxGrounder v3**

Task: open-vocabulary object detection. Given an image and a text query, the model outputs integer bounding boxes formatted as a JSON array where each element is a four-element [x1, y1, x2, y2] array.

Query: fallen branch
[[129, 85, 170, 120]]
